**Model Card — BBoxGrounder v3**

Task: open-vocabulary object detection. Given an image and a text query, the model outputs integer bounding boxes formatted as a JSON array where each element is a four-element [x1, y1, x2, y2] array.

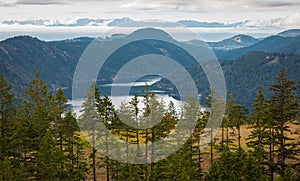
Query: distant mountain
[[49, 18, 105, 27], [0, 36, 90, 97], [1, 18, 248, 28], [207, 34, 259, 50], [277, 29, 300, 37], [279, 36, 300, 55], [220, 51, 300, 106], [1, 29, 299, 107], [107, 17, 133, 26], [61, 37, 95, 43], [3, 19, 46, 26], [0, 29, 201, 98], [214, 35, 300, 60], [157, 51, 300, 107], [177, 20, 246, 28], [184, 39, 207, 47]]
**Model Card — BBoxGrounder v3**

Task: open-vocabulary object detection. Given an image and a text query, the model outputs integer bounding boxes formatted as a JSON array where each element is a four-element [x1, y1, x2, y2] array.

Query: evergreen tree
[[37, 130, 64, 180], [23, 72, 52, 147], [51, 88, 67, 149], [269, 69, 299, 177], [171, 94, 200, 180], [151, 113, 177, 180], [204, 90, 223, 166], [96, 94, 115, 181], [49, 88, 68, 178], [129, 93, 140, 157], [117, 97, 146, 181], [78, 81, 100, 181], [141, 84, 154, 180], [63, 109, 88, 180], [232, 103, 248, 149], [0, 156, 14, 181], [205, 149, 263, 181], [247, 87, 270, 177], [148, 96, 165, 180], [219, 93, 237, 151], [20, 72, 53, 179], [0, 76, 15, 164]]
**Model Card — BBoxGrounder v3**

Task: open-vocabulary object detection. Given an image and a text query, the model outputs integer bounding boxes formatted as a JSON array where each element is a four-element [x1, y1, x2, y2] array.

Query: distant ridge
[[207, 34, 259, 50], [214, 34, 300, 60], [277, 29, 300, 37]]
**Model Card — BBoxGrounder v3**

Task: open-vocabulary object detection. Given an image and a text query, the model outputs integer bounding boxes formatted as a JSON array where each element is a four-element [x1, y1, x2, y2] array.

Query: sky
[[0, 0, 300, 41]]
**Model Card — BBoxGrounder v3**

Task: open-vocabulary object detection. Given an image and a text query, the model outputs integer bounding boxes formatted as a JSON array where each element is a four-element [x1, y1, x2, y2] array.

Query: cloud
[[247, 1, 300, 9], [116, 0, 300, 12], [3, 19, 47, 25], [15, 0, 67, 5], [14, 0, 122, 6], [2, 0, 300, 13], [240, 13, 300, 27], [177, 20, 247, 28], [118, 0, 202, 12], [0, 0, 16, 7], [67, 11, 88, 14], [281, 13, 300, 26], [1, 18, 107, 27]]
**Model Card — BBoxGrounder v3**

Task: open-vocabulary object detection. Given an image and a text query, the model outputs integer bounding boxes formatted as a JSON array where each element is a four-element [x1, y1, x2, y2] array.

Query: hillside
[[0, 29, 300, 107], [0, 29, 205, 98], [208, 34, 259, 50], [214, 35, 300, 60], [0, 36, 90, 97], [156, 51, 300, 107], [277, 29, 300, 37]]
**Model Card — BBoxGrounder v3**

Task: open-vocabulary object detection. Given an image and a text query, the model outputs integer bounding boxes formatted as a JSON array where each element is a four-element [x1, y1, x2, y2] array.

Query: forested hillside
[[0, 29, 300, 107], [0, 36, 90, 97], [214, 35, 300, 60], [0, 69, 299, 180]]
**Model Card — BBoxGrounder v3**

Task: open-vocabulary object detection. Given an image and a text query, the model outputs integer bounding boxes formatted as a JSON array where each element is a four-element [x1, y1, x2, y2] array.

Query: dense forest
[[0, 68, 299, 180]]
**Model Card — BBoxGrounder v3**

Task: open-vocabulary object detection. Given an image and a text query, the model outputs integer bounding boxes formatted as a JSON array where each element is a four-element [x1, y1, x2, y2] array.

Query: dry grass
[[82, 123, 300, 178]]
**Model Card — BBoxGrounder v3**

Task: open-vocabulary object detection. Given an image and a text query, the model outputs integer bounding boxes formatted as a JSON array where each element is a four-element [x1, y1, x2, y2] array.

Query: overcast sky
[[0, 0, 300, 41]]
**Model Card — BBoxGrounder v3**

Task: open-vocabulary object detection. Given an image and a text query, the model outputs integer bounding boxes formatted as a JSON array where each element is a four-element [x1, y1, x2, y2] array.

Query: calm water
[[69, 76, 184, 116]]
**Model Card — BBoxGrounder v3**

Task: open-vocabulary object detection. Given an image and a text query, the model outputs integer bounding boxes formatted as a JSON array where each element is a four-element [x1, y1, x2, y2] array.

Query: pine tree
[[204, 91, 214, 166], [0, 76, 15, 164], [247, 87, 270, 177], [78, 81, 100, 181], [141, 84, 154, 180], [0, 156, 14, 181], [72, 132, 89, 181], [63, 109, 88, 180], [51, 88, 67, 149], [269, 69, 299, 178], [117, 98, 145, 181], [96, 94, 115, 181], [129, 93, 140, 157], [232, 103, 248, 149], [148, 96, 165, 180], [205, 149, 263, 181], [37, 130, 64, 180], [171, 94, 200, 180], [20, 72, 53, 178], [151, 113, 177, 180], [219, 93, 237, 151], [49, 88, 68, 178], [23, 72, 52, 146]]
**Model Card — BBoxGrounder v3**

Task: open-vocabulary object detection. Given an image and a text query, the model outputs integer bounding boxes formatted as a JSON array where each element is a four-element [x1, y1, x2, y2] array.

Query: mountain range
[[214, 33, 300, 60], [0, 28, 299, 107], [1, 18, 248, 28], [0, 17, 288, 29]]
